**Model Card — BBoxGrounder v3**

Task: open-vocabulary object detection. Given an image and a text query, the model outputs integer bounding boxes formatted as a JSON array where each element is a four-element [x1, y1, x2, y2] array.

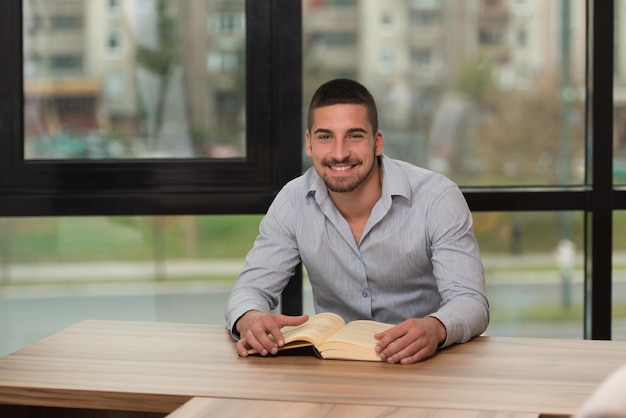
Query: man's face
[[305, 104, 384, 193]]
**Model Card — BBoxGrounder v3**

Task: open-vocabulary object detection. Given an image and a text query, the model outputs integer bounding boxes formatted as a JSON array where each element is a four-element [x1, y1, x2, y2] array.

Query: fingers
[[240, 321, 281, 356], [236, 313, 310, 358], [263, 318, 286, 348], [266, 314, 310, 350], [380, 339, 436, 364], [235, 338, 250, 357], [375, 319, 440, 364], [374, 325, 403, 350]]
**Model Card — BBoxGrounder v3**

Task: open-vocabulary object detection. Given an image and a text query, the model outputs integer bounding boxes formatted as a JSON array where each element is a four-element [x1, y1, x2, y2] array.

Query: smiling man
[[225, 79, 489, 364]]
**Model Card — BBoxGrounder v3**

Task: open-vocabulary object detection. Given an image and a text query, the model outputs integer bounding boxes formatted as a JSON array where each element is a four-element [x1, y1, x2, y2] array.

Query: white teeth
[[331, 165, 351, 171]]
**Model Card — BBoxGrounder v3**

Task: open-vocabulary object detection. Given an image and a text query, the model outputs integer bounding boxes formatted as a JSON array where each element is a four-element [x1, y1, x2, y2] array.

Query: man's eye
[[317, 135, 331, 140], [347, 134, 363, 141]]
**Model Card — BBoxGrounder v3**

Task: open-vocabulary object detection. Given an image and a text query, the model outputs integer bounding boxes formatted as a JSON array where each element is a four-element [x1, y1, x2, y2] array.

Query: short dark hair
[[307, 78, 379, 133]]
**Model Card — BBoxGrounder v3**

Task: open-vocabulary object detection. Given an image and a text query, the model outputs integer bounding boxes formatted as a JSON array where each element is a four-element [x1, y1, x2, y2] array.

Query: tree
[[454, 59, 497, 104], [135, 0, 178, 152], [476, 76, 585, 185]]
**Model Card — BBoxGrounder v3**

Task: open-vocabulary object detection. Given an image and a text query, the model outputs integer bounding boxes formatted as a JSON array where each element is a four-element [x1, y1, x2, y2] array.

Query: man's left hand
[[374, 317, 446, 364]]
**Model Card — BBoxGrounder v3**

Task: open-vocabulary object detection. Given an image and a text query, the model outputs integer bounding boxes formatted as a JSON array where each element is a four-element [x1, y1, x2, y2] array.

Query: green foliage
[[195, 215, 263, 257], [0, 216, 262, 263], [472, 212, 584, 254], [491, 302, 626, 322], [454, 59, 497, 103], [136, 0, 178, 78], [490, 303, 583, 323], [3, 212, 626, 263], [136, 47, 176, 77], [614, 212, 626, 249], [134, 0, 179, 150]]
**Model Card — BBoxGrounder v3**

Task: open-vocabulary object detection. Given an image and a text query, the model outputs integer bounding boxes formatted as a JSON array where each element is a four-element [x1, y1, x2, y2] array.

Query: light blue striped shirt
[[226, 155, 489, 347]]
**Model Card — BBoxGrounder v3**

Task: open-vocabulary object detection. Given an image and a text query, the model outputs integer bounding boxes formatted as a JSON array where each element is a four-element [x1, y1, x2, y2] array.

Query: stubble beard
[[321, 158, 374, 193]]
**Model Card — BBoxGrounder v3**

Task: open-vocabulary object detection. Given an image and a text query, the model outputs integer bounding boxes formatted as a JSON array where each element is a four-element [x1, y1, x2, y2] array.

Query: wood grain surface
[[1, 320, 625, 417], [167, 397, 541, 418]]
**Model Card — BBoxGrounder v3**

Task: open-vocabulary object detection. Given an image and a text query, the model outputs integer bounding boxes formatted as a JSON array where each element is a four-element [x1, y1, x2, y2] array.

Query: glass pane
[[302, 0, 586, 186], [23, 0, 246, 160], [475, 211, 584, 338], [0, 210, 591, 356], [613, 211, 626, 340], [614, 0, 626, 183], [0, 215, 261, 357]]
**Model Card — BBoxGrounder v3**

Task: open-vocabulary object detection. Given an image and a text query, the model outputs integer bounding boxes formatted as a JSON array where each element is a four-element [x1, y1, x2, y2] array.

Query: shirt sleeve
[[224, 187, 302, 338], [425, 184, 490, 347]]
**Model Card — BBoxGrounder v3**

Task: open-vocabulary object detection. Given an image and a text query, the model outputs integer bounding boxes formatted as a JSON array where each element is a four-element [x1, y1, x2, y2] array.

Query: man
[[225, 78, 488, 364]]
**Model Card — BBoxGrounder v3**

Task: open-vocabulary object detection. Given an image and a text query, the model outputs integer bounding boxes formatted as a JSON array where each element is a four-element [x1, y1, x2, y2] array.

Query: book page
[[247, 312, 345, 355], [321, 320, 394, 348], [281, 312, 346, 346]]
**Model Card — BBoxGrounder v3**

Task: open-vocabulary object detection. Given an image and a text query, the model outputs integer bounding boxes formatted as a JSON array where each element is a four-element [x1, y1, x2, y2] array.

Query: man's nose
[[331, 138, 350, 160]]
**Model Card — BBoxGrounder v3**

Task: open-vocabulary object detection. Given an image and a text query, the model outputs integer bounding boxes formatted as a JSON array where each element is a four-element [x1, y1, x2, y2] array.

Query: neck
[[330, 162, 383, 220]]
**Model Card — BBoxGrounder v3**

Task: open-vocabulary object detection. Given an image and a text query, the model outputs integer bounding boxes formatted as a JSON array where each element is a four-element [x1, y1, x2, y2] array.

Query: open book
[[249, 312, 394, 361]]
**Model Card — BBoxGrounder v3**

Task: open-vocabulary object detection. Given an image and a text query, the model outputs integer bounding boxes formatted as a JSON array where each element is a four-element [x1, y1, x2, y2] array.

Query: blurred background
[[2, 0, 625, 357]]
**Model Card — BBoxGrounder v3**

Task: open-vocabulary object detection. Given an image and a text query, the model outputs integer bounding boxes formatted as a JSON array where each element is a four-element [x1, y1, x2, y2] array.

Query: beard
[[320, 157, 375, 193]]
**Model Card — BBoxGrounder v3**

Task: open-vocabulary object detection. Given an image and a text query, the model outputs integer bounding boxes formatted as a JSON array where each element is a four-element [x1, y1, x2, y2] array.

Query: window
[[326, 0, 356, 6], [50, 54, 82, 71], [303, 0, 617, 340], [410, 48, 432, 66], [381, 13, 394, 33], [484, 0, 501, 8], [516, 27, 527, 47], [475, 211, 585, 339], [613, 1, 626, 184], [0, 213, 263, 357], [104, 71, 124, 100], [207, 51, 239, 73], [410, 0, 438, 9], [314, 32, 356, 47], [24, 53, 41, 77], [107, 30, 122, 58], [1, 0, 301, 215], [51, 15, 81, 30], [213, 12, 245, 33], [512, 0, 532, 18], [24, 1, 250, 161], [108, 0, 121, 18], [410, 11, 438, 27], [0, 0, 622, 358], [379, 47, 394, 73], [479, 29, 504, 45]]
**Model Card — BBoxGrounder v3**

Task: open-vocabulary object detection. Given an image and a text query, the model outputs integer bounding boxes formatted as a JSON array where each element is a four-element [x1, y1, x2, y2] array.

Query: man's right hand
[[235, 310, 309, 357]]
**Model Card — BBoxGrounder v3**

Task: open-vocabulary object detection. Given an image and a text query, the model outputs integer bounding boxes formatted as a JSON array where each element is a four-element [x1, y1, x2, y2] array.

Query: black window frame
[[0, 0, 621, 341], [0, 0, 302, 216]]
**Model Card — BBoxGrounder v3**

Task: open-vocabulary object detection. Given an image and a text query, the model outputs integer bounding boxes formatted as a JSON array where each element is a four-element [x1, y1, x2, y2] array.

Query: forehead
[[311, 104, 371, 130]]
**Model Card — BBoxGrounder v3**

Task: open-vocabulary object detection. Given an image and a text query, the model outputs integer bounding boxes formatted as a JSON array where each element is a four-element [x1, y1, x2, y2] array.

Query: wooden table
[[0, 320, 625, 418], [166, 396, 542, 418]]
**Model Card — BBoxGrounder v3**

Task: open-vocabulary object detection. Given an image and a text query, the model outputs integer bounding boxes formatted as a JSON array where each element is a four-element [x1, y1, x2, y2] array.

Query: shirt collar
[[379, 154, 411, 202]]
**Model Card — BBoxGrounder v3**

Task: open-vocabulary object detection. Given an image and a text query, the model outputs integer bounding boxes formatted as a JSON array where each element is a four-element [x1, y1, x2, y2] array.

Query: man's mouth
[[325, 160, 360, 172], [330, 164, 354, 172]]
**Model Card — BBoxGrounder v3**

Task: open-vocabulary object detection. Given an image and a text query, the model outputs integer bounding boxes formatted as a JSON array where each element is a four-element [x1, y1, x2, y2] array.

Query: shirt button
[[362, 291, 368, 297]]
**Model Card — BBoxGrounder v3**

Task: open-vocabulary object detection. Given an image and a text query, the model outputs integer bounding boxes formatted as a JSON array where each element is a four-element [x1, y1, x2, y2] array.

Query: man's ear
[[305, 130, 313, 157], [375, 130, 385, 156]]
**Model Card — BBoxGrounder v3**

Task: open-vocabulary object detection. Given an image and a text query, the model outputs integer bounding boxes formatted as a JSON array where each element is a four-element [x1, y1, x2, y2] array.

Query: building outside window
[[23, 0, 247, 160]]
